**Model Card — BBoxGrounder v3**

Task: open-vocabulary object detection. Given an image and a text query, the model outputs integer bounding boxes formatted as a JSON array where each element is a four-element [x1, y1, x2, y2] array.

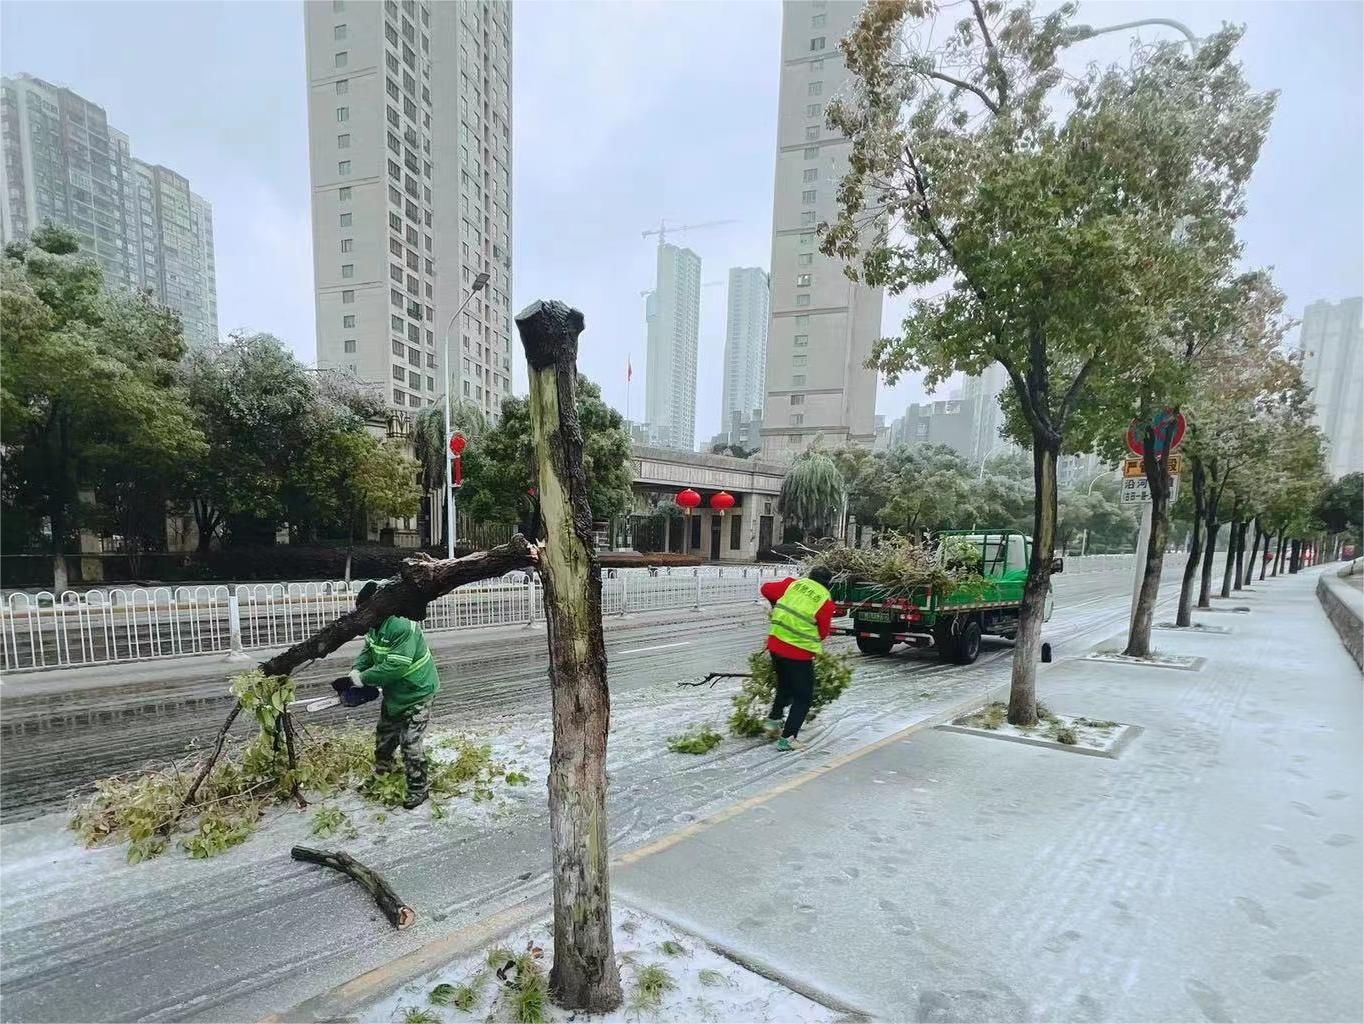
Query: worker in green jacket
[[331, 581, 440, 809]]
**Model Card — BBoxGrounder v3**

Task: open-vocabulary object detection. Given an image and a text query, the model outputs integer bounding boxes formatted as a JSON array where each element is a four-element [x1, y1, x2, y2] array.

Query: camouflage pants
[[375, 700, 431, 798]]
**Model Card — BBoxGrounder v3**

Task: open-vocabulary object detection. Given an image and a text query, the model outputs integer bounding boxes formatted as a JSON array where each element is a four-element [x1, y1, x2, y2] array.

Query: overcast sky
[[3, 0, 1361, 448]]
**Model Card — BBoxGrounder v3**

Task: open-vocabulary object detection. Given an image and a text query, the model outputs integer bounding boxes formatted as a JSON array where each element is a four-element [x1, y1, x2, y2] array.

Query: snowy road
[[0, 563, 1172, 1022]]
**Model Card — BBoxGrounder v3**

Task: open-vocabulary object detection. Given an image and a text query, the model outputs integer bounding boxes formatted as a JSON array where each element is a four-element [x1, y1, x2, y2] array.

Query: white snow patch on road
[[367, 904, 839, 1023]]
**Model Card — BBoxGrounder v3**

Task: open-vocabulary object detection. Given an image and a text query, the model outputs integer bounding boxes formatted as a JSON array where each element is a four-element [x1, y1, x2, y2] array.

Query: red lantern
[[449, 432, 467, 456], [710, 491, 735, 516], [676, 488, 701, 515]]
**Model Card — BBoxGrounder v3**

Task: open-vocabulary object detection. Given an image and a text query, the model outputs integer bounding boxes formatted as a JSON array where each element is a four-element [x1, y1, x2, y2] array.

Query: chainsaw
[[286, 694, 344, 714]]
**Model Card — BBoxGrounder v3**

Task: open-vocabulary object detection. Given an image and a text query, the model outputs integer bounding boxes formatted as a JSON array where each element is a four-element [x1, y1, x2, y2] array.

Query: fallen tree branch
[[291, 846, 416, 929], [179, 537, 539, 811]]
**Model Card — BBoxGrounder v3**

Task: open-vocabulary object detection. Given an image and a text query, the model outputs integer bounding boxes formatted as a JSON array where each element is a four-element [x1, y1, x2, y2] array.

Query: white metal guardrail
[[0, 565, 791, 674], [0, 557, 1135, 674]]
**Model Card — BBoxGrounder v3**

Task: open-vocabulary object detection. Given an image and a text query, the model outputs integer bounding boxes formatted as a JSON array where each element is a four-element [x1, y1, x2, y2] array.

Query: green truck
[[828, 531, 1061, 664]]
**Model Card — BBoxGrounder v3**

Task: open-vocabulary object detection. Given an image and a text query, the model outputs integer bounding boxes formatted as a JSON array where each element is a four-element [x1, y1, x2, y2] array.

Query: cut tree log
[[180, 538, 539, 810], [291, 845, 415, 929], [516, 299, 623, 1013]]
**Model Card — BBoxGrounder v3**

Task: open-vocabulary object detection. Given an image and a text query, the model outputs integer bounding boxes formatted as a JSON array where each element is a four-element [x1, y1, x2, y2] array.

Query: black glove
[[340, 685, 380, 708], [332, 676, 356, 696]]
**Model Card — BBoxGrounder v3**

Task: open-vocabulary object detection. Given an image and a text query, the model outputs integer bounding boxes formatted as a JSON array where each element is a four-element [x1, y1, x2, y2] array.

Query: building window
[[463, 380, 470, 396], [800, 211, 817, 226], [393, 365, 405, 381], [393, 338, 405, 355], [340, 238, 353, 252], [811, 13, 825, 27], [340, 212, 352, 227], [333, 24, 347, 39], [336, 106, 349, 122], [791, 413, 805, 425], [793, 354, 808, 367], [791, 394, 805, 405], [389, 212, 402, 231], [796, 273, 812, 286], [339, 186, 351, 200], [788, 434, 803, 447], [796, 294, 811, 306], [799, 252, 816, 267], [335, 79, 349, 95], [392, 315, 404, 331], [805, 126, 818, 141], [803, 168, 818, 183], [334, 51, 348, 67], [342, 289, 354, 303], [343, 314, 356, 328], [811, 59, 825, 71], [426, 375, 435, 391], [341, 263, 354, 278], [337, 133, 350, 148], [792, 374, 806, 386], [333, 0, 344, 9], [799, 233, 815, 248], [344, 338, 356, 353], [809, 36, 825, 51], [409, 369, 421, 386], [394, 388, 404, 403], [337, 160, 351, 176], [795, 314, 809, 326], [794, 334, 809, 347], [808, 81, 823, 96], [391, 288, 403, 306], [806, 103, 822, 118], [804, 146, 819, 159], [802, 190, 816, 205]]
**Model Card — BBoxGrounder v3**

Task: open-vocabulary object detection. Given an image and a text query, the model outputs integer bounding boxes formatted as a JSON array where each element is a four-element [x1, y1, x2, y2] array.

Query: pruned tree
[[823, 0, 1272, 720], [515, 300, 623, 1013]]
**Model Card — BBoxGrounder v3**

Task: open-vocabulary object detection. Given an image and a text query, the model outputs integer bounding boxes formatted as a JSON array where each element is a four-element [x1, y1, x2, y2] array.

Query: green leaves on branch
[[778, 450, 846, 537], [729, 649, 851, 737]]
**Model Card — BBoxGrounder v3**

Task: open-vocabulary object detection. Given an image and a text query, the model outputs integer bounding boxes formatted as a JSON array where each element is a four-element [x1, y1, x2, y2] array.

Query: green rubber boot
[[775, 736, 803, 752]]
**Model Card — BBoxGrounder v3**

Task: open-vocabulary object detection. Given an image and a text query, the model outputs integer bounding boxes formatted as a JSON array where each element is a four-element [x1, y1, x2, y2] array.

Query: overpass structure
[[629, 444, 787, 561]]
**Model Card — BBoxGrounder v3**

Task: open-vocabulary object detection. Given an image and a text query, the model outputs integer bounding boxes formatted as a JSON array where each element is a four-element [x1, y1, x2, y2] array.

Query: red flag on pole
[[627, 358, 633, 382]]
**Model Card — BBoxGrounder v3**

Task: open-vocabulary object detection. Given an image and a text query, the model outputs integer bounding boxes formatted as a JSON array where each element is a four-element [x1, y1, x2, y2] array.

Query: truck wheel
[[856, 634, 894, 656], [953, 621, 982, 665]]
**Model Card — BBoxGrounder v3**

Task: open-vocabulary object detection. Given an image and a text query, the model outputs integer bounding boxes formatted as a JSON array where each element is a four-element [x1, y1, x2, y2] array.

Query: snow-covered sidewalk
[[610, 567, 1363, 1022]]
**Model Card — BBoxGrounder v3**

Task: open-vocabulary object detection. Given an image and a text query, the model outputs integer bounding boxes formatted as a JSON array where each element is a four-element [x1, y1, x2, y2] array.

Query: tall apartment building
[[720, 266, 769, 440], [961, 362, 1011, 465], [0, 73, 219, 347], [1299, 296, 1363, 478], [306, 0, 513, 418], [643, 241, 702, 450], [761, 0, 884, 460]]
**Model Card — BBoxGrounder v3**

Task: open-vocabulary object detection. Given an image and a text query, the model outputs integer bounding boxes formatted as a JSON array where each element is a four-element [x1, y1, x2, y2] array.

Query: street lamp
[[1085, 469, 1116, 495], [1070, 18, 1198, 52], [442, 270, 490, 558]]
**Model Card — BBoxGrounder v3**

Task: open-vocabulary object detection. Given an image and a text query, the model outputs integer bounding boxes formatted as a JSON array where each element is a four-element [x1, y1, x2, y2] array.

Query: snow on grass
[[368, 905, 839, 1024], [951, 701, 1125, 752]]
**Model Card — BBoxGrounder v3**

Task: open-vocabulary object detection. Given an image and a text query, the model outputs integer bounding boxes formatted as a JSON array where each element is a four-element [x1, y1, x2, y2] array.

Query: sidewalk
[[614, 567, 1363, 1022]]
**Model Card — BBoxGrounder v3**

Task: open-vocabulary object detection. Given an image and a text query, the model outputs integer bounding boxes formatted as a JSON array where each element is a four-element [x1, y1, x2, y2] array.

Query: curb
[[935, 722, 1144, 760], [262, 891, 551, 1023]]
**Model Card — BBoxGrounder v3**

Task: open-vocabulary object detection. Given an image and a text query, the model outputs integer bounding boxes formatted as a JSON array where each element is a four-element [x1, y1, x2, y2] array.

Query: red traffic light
[[449, 432, 467, 456]]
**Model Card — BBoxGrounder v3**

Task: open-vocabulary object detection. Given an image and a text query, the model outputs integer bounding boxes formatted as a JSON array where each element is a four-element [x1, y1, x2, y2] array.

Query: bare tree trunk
[[1259, 530, 1272, 580], [1009, 441, 1058, 727], [1176, 459, 1206, 627], [1124, 427, 1174, 657], [1289, 537, 1302, 574], [516, 299, 623, 1013], [1198, 523, 1220, 608], [1241, 523, 1260, 590], [1220, 504, 1241, 598]]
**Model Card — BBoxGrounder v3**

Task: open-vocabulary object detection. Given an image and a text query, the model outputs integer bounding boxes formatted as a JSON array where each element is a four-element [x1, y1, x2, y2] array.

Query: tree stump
[[516, 299, 623, 1013]]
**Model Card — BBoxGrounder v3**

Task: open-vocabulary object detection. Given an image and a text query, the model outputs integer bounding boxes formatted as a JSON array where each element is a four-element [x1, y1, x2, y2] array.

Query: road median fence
[[0, 556, 1132, 674]]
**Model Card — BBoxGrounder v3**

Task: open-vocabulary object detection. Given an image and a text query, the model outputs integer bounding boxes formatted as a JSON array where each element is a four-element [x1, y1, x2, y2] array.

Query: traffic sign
[[1120, 472, 1180, 505], [1122, 454, 1183, 479], [1126, 408, 1187, 457]]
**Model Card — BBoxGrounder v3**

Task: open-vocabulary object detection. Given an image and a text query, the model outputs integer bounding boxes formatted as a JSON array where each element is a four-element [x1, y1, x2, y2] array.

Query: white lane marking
[[617, 641, 692, 655]]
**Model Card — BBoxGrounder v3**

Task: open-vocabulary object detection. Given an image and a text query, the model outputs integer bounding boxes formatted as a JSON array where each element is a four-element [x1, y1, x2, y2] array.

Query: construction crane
[[641, 219, 737, 246]]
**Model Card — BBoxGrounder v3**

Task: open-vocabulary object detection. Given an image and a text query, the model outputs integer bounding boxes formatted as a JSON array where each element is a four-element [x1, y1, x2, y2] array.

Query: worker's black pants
[[768, 652, 815, 739]]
